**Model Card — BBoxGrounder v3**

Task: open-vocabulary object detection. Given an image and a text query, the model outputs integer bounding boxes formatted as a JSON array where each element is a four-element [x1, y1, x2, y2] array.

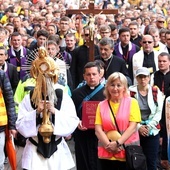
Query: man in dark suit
[[99, 37, 132, 85], [74, 26, 100, 87], [0, 46, 19, 93]]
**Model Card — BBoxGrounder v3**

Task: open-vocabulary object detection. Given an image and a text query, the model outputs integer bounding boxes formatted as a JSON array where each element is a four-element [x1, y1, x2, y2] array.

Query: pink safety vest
[[98, 97, 140, 159]]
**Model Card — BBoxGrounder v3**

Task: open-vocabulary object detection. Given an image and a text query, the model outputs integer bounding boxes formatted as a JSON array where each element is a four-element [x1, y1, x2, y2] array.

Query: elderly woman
[[129, 67, 163, 170], [95, 72, 141, 170]]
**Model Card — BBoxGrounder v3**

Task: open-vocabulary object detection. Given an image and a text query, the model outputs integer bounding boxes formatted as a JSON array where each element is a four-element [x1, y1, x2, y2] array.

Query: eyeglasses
[[157, 21, 165, 23], [142, 41, 153, 44], [85, 34, 89, 37]]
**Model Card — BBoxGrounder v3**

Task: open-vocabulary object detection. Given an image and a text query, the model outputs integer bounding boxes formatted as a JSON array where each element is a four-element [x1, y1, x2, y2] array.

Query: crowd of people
[[1, 0, 170, 169]]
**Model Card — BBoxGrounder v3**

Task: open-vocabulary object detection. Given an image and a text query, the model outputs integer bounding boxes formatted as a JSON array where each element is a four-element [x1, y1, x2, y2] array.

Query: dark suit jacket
[[102, 55, 132, 85], [6, 62, 19, 94], [74, 44, 100, 87]]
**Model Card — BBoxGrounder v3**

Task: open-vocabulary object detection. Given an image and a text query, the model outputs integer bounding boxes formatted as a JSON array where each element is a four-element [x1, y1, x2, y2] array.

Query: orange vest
[[98, 97, 139, 159], [0, 88, 7, 126]]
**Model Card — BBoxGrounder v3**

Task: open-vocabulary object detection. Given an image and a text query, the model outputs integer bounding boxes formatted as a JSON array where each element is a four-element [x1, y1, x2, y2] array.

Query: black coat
[[72, 84, 104, 170], [101, 55, 132, 85], [74, 45, 100, 87]]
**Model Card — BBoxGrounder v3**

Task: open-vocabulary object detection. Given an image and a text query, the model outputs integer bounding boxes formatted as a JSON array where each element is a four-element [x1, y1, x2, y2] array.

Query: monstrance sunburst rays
[[21, 48, 70, 75]]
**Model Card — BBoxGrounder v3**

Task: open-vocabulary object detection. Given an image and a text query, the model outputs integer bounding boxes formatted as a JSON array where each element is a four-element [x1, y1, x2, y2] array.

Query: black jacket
[[101, 55, 132, 85], [153, 70, 170, 95], [74, 44, 100, 87]]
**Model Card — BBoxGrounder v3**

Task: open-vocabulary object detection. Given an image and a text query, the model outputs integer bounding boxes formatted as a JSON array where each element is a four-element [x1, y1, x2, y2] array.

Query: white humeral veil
[[16, 89, 79, 170]]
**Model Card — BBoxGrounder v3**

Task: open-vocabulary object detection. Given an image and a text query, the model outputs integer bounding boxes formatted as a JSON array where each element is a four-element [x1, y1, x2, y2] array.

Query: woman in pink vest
[[95, 72, 141, 170]]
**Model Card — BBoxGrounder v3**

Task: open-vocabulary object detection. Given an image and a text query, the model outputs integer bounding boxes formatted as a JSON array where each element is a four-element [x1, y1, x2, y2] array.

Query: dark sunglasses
[[157, 21, 165, 23], [85, 34, 89, 37], [142, 41, 153, 44]]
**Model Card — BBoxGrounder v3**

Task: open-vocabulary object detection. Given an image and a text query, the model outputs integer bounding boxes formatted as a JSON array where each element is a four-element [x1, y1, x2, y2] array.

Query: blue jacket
[[0, 70, 17, 132]]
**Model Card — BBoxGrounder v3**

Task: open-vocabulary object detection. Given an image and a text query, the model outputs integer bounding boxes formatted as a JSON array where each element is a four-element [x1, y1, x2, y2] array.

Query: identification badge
[[17, 67, 20, 72], [148, 67, 153, 73]]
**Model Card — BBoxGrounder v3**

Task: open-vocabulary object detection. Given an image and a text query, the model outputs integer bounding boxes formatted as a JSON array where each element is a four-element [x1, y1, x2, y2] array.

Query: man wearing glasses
[[99, 25, 111, 39], [129, 35, 160, 84], [156, 16, 166, 30], [59, 16, 72, 50], [74, 26, 100, 87]]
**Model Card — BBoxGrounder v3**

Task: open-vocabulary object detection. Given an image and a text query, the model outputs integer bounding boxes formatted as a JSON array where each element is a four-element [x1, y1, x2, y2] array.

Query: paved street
[[5, 139, 76, 170]]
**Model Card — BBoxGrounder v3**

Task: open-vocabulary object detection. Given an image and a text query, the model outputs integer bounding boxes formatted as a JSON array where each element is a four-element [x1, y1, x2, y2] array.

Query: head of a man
[[128, 21, 139, 39], [13, 16, 22, 29], [109, 24, 118, 42], [65, 33, 76, 51], [47, 40, 60, 58], [59, 16, 70, 34], [83, 26, 91, 44], [158, 52, 170, 74], [83, 61, 101, 87], [165, 30, 170, 48], [148, 27, 160, 47], [75, 16, 83, 32], [47, 24, 57, 36], [159, 28, 167, 44], [118, 27, 131, 46], [5, 23, 14, 35], [38, 17, 46, 28], [156, 16, 165, 29], [99, 25, 111, 39], [141, 35, 154, 53], [36, 29, 49, 47], [122, 18, 131, 28], [150, 13, 157, 22], [96, 14, 106, 27], [99, 37, 114, 60], [10, 32, 22, 50], [0, 27, 7, 43], [21, 34, 29, 47]]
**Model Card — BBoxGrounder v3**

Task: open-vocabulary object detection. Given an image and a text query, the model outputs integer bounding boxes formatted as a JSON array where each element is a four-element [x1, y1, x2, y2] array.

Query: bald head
[[142, 35, 154, 53], [142, 35, 154, 41]]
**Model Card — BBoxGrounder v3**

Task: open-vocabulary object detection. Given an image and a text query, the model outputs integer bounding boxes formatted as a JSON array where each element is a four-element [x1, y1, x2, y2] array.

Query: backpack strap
[[78, 84, 104, 112], [130, 85, 158, 106], [152, 85, 158, 107]]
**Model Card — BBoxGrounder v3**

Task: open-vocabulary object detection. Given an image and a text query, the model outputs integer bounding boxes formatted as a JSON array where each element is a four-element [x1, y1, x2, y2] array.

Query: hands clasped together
[[139, 125, 149, 137], [37, 100, 55, 114], [105, 141, 122, 154]]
